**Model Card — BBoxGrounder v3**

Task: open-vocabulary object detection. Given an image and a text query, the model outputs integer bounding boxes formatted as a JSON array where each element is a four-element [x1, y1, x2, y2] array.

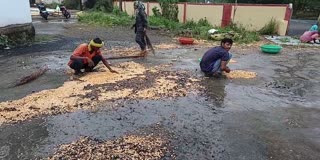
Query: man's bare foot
[[212, 72, 222, 78], [140, 50, 147, 56], [74, 70, 84, 75]]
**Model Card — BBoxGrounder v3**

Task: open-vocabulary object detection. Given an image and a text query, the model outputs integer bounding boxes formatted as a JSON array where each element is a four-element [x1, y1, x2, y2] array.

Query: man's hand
[[110, 69, 119, 74], [225, 66, 231, 73], [87, 58, 94, 67]]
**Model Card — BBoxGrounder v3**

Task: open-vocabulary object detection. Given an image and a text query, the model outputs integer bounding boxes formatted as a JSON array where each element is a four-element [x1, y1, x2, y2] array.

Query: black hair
[[93, 38, 102, 44], [221, 38, 233, 45]]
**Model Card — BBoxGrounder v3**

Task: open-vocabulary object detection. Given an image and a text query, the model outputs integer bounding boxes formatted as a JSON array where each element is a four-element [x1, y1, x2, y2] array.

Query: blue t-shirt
[[200, 46, 229, 72], [309, 24, 318, 31]]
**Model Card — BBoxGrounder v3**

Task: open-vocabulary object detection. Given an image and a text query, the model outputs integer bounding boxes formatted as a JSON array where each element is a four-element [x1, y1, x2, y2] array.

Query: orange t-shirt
[[68, 43, 102, 66]]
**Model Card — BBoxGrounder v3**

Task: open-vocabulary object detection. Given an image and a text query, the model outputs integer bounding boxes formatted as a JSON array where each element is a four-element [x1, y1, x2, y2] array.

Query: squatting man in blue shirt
[[200, 38, 233, 77]]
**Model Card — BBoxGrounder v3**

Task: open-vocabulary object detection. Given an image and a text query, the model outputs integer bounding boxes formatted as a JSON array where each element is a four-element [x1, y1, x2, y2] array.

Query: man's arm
[[70, 44, 95, 67], [70, 44, 86, 60], [220, 61, 230, 73], [70, 55, 86, 60], [101, 56, 118, 73], [70, 55, 94, 67]]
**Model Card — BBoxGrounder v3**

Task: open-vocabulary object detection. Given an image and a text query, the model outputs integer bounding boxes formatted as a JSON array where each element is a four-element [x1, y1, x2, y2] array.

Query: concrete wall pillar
[[0, 23, 35, 49]]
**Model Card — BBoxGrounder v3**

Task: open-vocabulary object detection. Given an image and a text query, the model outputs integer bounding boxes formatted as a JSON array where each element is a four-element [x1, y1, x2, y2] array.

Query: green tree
[[159, 0, 179, 22], [63, 0, 80, 9], [84, 0, 96, 9]]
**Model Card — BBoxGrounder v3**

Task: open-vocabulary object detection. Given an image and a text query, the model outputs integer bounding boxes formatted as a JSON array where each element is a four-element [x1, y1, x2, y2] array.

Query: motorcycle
[[37, 3, 49, 20], [59, 5, 71, 19]]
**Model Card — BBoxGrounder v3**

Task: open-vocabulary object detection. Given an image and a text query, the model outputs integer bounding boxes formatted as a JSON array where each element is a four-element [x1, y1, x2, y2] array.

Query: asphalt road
[[288, 19, 317, 36]]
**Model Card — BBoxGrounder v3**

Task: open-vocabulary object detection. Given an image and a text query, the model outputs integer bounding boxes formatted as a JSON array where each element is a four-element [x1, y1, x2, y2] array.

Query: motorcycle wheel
[[64, 12, 71, 19], [41, 13, 48, 20]]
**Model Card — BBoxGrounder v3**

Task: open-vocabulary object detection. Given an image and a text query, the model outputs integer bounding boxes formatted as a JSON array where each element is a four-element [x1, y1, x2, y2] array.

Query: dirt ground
[[0, 18, 320, 160]]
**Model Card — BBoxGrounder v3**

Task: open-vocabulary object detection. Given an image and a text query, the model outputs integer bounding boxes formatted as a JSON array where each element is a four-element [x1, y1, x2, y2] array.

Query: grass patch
[[34, 34, 56, 43], [78, 11, 133, 27], [279, 37, 290, 43], [78, 12, 260, 43], [149, 17, 259, 43], [149, 16, 182, 30]]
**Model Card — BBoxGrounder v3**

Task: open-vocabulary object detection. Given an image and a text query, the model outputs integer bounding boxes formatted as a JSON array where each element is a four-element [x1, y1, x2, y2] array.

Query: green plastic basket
[[260, 44, 282, 54]]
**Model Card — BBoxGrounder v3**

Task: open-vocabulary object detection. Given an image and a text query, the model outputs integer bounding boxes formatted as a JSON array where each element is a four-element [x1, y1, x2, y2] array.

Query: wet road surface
[[0, 19, 320, 160]]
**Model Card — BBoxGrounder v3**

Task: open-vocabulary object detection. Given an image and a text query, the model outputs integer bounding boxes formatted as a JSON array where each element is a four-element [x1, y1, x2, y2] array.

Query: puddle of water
[[0, 51, 70, 102], [221, 105, 320, 160]]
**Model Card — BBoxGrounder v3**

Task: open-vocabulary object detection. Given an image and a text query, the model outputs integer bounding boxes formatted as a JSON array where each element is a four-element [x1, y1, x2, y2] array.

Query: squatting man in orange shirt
[[68, 38, 118, 75]]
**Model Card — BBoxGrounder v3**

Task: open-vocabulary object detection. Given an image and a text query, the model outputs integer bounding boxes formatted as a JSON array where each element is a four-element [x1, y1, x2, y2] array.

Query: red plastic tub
[[178, 37, 194, 45]]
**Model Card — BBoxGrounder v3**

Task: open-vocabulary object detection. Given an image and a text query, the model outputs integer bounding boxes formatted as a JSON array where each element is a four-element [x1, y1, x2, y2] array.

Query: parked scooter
[[37, 3, 49, 20], [59, 5, 71, 19]]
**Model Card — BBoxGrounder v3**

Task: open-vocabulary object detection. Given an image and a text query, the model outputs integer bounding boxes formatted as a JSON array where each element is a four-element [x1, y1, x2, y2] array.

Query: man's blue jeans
[[209, 53, 232, 74]]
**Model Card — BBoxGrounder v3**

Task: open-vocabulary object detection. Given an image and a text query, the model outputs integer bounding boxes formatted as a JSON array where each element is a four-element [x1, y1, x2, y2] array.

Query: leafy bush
[[178, 18, 213, 39], [112, 6, 121, 15], [159, 0, 179, 22], [198, 17, 212, 26], [183, 20, 198, 29], [259, 18, 278, 35], [112, 6, 128, 16], [152, 7, 161, 17], [0, 35, 9, 49], [149, 16, 181, 30], [220, 24, 260, 43], [94, 0, 114, 12], [84, 0, 96, 9]]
